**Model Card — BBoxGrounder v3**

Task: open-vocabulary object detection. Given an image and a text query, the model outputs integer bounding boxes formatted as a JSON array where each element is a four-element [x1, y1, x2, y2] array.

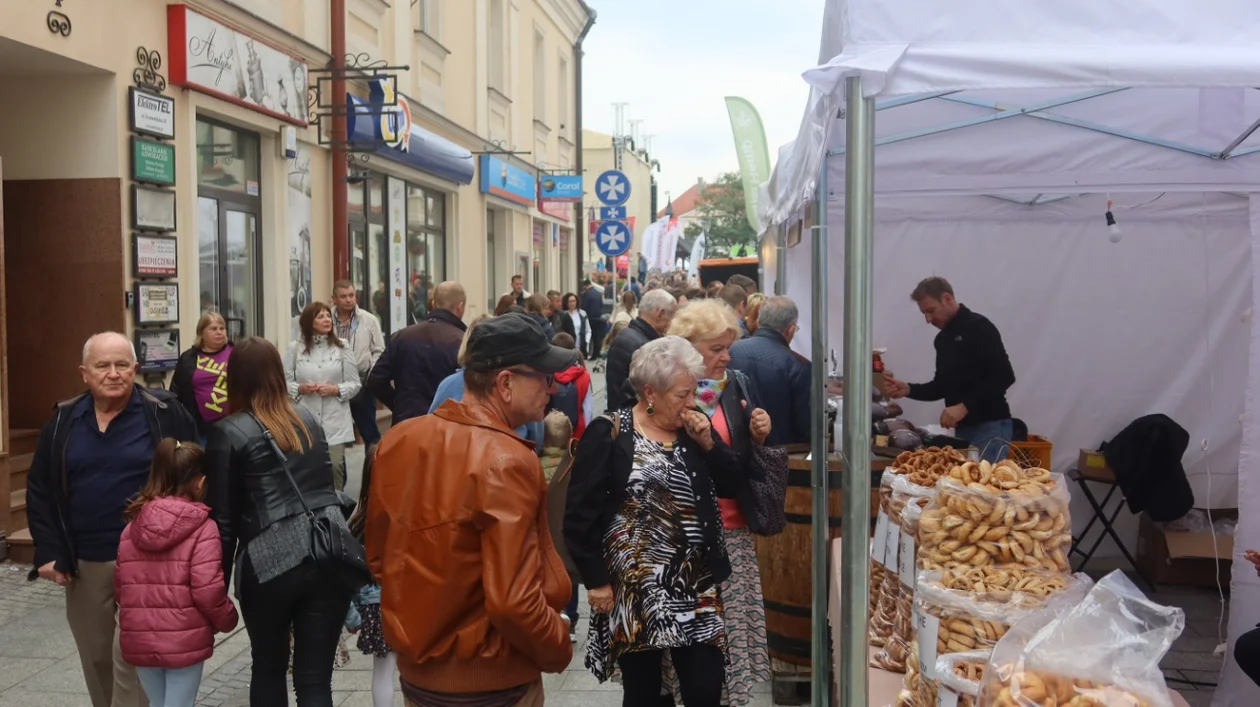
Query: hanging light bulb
[[1105, 195, 1122, 243]]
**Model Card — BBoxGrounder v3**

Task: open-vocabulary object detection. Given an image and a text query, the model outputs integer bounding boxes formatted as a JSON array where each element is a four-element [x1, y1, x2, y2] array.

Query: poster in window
[[287, 144, 313, 324], [387, 176, 406, 333], [135, 283, 180, 325], [135, 328, 180, 372]]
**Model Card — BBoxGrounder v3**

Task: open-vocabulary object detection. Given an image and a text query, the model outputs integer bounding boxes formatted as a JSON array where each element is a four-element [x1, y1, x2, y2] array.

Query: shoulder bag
[[248, 412, 372, 592], [730, 372, 789, 537]]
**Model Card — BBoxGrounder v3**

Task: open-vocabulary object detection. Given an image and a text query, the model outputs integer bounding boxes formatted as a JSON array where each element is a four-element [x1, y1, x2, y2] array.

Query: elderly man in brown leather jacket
[[366, 313, 577, 707]]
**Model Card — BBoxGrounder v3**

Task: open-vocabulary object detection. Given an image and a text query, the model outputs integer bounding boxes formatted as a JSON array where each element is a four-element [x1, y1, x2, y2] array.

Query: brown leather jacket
[[366, 399, 573, 694]]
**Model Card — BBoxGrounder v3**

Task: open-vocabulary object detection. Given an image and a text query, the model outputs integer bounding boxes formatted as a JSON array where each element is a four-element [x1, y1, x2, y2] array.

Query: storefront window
[[196, 117, 262, 340], [406, 183, 446, 323], [349, 174, 391, 336], [486, 209, 499, 310], [559, 228, 572, 292], [532, 221, 545, 293]]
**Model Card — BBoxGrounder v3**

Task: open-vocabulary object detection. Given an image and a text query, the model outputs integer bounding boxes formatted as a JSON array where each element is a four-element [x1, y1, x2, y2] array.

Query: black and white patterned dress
[[585, 409, 726, 681]]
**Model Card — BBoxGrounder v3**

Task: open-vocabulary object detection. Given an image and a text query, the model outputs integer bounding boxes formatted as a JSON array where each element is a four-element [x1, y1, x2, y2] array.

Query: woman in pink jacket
[[114, 439, 239, 707]]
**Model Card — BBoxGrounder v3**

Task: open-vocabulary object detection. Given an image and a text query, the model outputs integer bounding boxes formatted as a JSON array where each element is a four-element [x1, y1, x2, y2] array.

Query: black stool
[[1067, 467, 1153, 588]]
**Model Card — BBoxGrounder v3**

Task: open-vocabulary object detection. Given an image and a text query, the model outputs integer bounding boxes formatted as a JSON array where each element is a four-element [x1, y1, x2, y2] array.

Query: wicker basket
[[1008, 435, 1053, 469]]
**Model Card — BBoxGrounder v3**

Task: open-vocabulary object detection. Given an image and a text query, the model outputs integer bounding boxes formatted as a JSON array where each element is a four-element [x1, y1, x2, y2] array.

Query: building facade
[[0, 0, 592, 555]]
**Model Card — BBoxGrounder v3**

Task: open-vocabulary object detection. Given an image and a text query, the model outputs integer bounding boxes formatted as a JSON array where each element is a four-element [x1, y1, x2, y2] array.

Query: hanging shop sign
[[346, 93, 475, 184], [133, 233, 179, 277], [132, 184, 177, 232], [539, 199, 572, 221], [135, 328, 181, 373], [167, 4, 309, 126], [131, 137, 176, 185], [478, 155, 536, 207], [129, 88, 175, 139], [135, 282, 180, 326], [539, 175, 583, 202]]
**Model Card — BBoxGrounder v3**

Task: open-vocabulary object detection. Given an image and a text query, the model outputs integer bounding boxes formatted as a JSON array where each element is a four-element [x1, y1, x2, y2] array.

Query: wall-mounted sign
[[132, 184, 177, 232], [539, 200, 573, 221], [135, 328, 181, 372], [135, 282, 180, 325], [167, 4, 309, 126], [131, 137, 176, 185], [346, 94, 475, 184], [133, 233, 178, 277], [478, 155, 536, 207], [371, 77, 412, 152], [539, 175, 583, 202], [129, 87, 175, 139], [387, 177, 407, 333]]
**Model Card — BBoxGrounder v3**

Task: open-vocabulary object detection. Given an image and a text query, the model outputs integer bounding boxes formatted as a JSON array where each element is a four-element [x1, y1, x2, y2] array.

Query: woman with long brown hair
[[204, 337, 353, 707], [286, 302, 361, 490]]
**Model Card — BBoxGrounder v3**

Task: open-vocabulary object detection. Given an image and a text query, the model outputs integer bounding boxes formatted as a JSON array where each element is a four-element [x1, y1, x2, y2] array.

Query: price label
[[883, 518, 901, 571], [872, 511, 890, 565], [899, 531, 917, 590], [937, 687, 960, 707], [917, 607, 941, 680]]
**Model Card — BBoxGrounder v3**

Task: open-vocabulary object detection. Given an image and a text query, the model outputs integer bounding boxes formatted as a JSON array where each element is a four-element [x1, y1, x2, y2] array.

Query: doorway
[[196, 118, 263, 340]]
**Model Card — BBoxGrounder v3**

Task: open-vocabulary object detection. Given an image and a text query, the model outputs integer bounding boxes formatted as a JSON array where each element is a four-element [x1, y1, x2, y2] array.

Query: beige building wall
[[582, 130, 655, 269]]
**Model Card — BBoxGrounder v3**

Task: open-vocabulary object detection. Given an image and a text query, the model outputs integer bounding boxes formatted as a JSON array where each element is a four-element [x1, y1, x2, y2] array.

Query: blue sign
[[595, 220, 632, 257], [594, 169, 630, 206], [599, 205, 627, 220], [539, 175, 583, 202], [345, 94, 474, 184], [479, 155, 536, 207]]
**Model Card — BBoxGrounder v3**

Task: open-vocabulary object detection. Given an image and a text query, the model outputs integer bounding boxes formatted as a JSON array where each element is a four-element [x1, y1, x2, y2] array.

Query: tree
[[684, 171, 756, 257]]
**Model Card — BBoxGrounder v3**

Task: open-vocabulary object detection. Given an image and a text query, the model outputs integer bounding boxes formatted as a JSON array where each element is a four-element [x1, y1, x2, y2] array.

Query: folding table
[[1067, 466, 1153, 587]]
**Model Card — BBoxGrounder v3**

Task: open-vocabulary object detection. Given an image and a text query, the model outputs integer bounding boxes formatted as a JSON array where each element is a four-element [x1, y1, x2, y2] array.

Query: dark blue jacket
[[729, 328, 812, 446], [581, 287, 604, 327], [25, 385, 198, 580], [367, 309, 467, 423]]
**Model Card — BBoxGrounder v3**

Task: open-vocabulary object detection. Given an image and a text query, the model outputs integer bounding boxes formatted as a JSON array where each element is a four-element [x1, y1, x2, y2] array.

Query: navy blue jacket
[[25, 386, 198, 580], [367, 309, 467, 423], [729, 328, 812, 446], [581, 287, 604, 326]]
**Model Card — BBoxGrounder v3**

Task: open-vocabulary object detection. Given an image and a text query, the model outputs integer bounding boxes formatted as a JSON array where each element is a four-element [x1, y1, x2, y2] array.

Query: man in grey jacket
[[333, 280, 386, 444]]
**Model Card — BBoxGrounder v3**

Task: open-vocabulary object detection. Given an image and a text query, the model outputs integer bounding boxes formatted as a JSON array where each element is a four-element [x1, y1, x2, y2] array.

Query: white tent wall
[[784, 190, 1250, 502]]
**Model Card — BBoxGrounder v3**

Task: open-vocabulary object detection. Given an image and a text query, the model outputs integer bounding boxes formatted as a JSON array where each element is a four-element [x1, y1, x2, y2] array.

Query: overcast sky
[[581, 0, 825, 205]]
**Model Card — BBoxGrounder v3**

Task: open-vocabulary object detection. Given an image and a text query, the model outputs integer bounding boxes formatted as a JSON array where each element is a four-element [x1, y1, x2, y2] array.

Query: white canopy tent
[[759, 1, 1260, 705]]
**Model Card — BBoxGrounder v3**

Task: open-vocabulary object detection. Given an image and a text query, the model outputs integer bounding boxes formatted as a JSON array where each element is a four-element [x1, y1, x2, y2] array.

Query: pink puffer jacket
[[115, 496, 239, 668]]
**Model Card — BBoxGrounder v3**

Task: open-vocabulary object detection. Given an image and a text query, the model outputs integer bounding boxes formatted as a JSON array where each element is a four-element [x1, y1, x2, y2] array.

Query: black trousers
[[240, 557, 352, 707], [617, 643, 724, 707], [1236, 626, 1260, 687], [589, 321, 608, 360]]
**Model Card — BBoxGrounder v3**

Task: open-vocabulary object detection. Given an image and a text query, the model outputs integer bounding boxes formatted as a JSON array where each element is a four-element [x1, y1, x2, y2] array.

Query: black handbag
[[249, 413, 372, 593], [730, 372, 789, 537]]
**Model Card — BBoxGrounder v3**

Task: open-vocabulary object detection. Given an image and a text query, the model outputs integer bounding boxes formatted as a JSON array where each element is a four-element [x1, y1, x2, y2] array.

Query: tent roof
[[760, 0, 1260, 228]]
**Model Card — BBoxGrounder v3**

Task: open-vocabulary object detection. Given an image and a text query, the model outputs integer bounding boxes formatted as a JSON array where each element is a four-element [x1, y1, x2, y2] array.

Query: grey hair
[[638, 288, 677, 316], [757, 296, 799, 335], [82, 332, 137, 364], [628, 336, 705, 399]]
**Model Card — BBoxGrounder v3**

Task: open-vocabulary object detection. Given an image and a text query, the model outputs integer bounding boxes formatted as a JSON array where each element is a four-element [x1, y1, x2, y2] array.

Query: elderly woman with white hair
[[667, 298, 776, 707], [565, 336, 759, 707]]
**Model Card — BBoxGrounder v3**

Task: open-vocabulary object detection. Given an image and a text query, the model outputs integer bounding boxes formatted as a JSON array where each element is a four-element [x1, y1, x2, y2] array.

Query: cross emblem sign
[[598, 173, 626, 202]]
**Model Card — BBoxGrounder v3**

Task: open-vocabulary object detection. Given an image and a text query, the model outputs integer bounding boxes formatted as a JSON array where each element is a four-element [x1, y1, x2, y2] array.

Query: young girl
[[115, 439, 238, 707], [345, 444, 396, 707]]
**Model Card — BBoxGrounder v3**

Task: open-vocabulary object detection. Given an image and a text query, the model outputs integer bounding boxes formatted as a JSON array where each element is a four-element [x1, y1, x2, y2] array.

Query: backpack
[[546, 413, 618, 582]]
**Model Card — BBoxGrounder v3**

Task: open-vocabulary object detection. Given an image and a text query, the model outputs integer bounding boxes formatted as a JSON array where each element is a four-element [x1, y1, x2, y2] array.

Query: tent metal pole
[[839, 73, 875, 707], [1221, 116, 1260, 159], [809, 129, 832, 705], [776, 223, 788, 295]]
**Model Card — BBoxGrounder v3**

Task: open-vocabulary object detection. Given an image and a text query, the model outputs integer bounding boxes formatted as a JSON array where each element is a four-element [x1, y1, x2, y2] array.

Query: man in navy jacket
[[729, 296, 812, 446]]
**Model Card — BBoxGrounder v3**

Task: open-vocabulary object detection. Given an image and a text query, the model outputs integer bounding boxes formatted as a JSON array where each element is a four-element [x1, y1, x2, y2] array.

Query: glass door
[[222, 207, 260, 340], [197, 117, 262, 340]]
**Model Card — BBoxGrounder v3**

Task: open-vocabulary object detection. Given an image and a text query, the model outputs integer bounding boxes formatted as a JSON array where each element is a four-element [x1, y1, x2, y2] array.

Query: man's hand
[[588, 585, 615, 614], [884, 376, 911, 399], [940, 403, 968, 429], [1245, 549, 1260, 577], [37, 562, 71, 587]]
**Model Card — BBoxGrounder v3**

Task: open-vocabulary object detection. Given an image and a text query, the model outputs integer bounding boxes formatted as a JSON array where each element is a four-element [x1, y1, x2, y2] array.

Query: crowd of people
[[23, 269, 822, 707]]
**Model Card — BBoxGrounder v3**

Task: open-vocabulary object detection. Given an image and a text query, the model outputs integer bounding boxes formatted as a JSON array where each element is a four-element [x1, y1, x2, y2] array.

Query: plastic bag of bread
[[869, 470, 898, 648], [934, 650, 991, 707], [872, 476, 937, 671], [918, 461, 1071, 575], [980, 571, 1184, 707]]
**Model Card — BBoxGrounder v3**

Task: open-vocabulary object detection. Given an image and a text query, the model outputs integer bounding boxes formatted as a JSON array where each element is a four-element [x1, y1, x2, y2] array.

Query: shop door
[[198, 196, 262, 340]]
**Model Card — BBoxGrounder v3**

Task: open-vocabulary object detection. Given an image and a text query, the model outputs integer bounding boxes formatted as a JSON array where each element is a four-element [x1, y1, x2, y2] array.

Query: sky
[[580, 0, 825, 208]]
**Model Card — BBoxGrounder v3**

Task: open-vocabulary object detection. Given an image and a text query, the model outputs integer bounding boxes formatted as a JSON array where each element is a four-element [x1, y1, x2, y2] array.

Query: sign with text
[[478, 154, 536, 207], [129, 88, 175, 139], [135, 283, 180, 326], [132, 184, 177, 232], [133, 233, 178, 277], [135, 329, 180, 372], [167, 4, 309, 125], [539, 175, 582, 202], [131, 137, 176, 185]]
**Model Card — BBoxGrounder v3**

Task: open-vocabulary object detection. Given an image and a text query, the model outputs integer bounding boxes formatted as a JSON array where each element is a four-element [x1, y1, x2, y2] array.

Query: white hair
[[82, 332, 137, 365], [639, 289, 677, 316], [628, 336, 705, 399], [758, 296, 799, 335]]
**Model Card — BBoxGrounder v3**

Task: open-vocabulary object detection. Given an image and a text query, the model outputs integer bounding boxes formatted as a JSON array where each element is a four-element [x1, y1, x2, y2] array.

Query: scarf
[[695, 374, 729, 417]]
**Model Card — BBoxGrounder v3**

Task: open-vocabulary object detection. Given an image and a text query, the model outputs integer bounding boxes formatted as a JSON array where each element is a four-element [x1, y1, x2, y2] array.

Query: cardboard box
[[1077, 448, 1116, 481], [1136, 511, 1234, 588]]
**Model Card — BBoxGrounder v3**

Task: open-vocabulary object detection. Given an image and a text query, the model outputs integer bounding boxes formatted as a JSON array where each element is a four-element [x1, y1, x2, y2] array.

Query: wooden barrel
[[754, 452, 885, 666]]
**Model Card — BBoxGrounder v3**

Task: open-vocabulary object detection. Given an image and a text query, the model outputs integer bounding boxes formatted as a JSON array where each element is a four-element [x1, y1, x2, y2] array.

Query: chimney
[[698, 177, 706, 189]]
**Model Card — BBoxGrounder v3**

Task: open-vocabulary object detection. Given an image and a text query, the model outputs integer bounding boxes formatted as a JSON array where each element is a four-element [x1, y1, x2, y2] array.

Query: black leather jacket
[[204, 407, 341, 581]]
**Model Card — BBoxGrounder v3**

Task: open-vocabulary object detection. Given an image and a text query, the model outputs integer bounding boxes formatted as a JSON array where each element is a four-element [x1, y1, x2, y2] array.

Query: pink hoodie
[[115, 496, 239, 668]]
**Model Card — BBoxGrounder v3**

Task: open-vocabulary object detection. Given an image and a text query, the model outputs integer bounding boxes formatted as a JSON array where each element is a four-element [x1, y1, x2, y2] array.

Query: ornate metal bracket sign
[[133, 46, 167, 93], [48, 0, 71, 37], [306, 53, 409, 150]]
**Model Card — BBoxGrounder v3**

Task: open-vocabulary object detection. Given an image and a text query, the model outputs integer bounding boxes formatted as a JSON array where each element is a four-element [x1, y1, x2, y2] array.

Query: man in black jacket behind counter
[[885, 277, 1016, 462]]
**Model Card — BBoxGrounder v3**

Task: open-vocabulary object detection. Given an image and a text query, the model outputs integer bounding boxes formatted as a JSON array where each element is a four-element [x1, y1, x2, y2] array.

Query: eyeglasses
[[509, 369, 555, 387]]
